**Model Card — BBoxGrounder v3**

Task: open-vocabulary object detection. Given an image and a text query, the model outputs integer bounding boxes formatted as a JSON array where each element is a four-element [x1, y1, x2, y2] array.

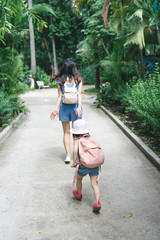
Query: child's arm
[[72, 138, 79, 168]]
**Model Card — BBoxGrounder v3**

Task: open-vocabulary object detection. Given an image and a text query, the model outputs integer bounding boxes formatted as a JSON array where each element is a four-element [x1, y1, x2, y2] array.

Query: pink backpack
[[73, 135, 104, 185], [77, 135, 104, 168]]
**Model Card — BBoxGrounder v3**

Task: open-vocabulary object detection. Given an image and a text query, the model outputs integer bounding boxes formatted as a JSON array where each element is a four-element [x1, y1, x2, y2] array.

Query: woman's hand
[[50, 109, 59, 120], [76, 107, 82, 118]]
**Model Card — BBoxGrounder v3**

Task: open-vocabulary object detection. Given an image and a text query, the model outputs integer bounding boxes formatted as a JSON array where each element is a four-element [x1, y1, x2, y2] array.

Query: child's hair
[[50, 61, 83, 85], [73, 133, 89, 139]]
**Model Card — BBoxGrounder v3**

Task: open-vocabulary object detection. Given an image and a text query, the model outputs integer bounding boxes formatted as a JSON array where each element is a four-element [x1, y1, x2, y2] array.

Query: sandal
[[93, 201, 101, 212], [73, 190, 82, 200]]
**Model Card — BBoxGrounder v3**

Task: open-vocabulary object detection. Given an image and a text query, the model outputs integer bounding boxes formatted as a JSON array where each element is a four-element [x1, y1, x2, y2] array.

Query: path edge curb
[[100, 105, 160, 171], [0, 113, 25, 144]]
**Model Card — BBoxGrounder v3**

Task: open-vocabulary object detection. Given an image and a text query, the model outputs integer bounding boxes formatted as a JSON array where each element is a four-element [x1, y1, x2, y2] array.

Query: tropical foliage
[[33, 0, 84, 73], [122, 68, 160, 138], [0, 90, 27, 129], [0, 0, 55, 129], [77, 0, 160, 147]]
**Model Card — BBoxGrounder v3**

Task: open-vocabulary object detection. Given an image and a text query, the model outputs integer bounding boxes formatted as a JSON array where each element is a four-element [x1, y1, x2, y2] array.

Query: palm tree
[[124, 0, 158, 48], [0, 0, 55, 94], [106, 0, 160, 75], [124, 0, 160, 74], [28, 0, 36, 75], [49, 0, 58, 74], [27, 1, 55, 75]]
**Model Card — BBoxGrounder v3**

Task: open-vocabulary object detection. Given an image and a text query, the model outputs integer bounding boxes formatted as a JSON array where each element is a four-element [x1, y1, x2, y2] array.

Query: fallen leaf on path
[[74, 206, 78, 209], [39, 230, 44, 234], [123, 213, 133, 218], [77, 202, 82, 205]]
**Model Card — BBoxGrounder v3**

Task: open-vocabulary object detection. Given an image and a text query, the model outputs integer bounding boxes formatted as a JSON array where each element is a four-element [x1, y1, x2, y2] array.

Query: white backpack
[[62, 83, 78, 104]]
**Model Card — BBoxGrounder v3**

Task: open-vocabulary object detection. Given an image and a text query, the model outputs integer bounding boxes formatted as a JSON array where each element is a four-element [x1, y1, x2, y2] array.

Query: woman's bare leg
[[61, 121, 70, 156]]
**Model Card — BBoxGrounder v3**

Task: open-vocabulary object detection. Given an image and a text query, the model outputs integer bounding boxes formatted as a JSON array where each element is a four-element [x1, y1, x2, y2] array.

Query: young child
[[71, 119, 102, 212]]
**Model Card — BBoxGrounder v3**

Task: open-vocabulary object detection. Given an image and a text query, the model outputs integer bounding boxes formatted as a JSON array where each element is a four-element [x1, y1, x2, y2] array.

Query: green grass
[[84, 88, 99, 94]]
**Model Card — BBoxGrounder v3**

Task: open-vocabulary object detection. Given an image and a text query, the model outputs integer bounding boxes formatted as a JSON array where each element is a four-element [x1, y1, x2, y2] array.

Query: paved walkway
[[0, 88, 160, 240]]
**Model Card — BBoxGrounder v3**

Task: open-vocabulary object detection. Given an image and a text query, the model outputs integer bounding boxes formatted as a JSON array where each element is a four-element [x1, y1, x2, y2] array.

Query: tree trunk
[[49, 0, 58, 74], [43, 37, 54, 74], [120, 0, 124, 60], [139, 48, 145, 76], [95, 66, 100, 89], [102, 0, 111, 26], [150, 44, 156, 67], [51, 36, 58, 74], [155, 23, 160, 45], [28, 0, 36, 75]]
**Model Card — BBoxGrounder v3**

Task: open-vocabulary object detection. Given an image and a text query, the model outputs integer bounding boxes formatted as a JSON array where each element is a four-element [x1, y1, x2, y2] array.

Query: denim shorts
[[78, 165, 99, 177], [59, 101, 82, 122]]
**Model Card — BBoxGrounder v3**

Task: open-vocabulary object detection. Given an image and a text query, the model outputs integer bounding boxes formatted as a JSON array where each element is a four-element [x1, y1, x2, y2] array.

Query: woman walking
[[50, 61, 83, 163]]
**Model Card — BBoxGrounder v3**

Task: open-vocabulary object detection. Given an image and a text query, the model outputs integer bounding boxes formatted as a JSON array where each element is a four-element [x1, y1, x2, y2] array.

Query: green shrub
[[0, 91, 12, 126], [36, 66, 57, 88], [0, 48, 24, 94], [0, 91, 27, 128], [84, 88, 99, 94], [17, 65, 31, 82], [81, 67, 95, 85], [122, 72, 160, 137], [96, 82, 127, 107], [96, 82, 112, 107], [14, 82, 30, 94], [9, 95, 26, 116]]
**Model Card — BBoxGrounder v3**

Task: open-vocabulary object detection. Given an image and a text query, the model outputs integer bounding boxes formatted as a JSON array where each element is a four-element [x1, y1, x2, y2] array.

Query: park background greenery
[[0, 0, 160, 155]]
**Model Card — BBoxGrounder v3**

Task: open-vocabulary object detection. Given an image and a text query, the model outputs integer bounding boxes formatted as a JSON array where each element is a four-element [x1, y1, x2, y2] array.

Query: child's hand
[[71, 163, 77, 168], [50, 109, 59, 120]]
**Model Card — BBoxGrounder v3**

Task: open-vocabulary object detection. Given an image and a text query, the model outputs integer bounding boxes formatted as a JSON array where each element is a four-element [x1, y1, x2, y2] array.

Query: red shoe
[[93, 201, 101, 212], [73, 190, 82, 200]]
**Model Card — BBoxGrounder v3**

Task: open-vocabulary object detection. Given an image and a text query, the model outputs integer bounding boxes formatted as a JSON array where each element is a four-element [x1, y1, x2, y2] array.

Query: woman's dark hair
[[50, 61, 83, 85]]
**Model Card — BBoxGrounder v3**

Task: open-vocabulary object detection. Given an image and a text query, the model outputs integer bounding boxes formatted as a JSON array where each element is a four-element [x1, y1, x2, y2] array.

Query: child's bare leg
[[72, 138, 79, 167], [90, 175, 100, 202], [77, 174, 83, 195]]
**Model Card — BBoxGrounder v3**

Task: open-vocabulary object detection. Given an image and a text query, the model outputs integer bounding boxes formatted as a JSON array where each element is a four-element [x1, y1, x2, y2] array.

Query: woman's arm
[[76, 81, 82, 117], [50, 84, 62, 120]]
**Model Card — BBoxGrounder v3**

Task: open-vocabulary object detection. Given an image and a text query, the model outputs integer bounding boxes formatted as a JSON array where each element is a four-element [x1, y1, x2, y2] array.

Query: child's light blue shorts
[[78, 165, 99, 177]]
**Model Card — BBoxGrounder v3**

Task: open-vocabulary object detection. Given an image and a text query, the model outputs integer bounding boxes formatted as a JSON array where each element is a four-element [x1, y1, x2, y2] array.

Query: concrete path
[[0, 88, 160, 240]]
